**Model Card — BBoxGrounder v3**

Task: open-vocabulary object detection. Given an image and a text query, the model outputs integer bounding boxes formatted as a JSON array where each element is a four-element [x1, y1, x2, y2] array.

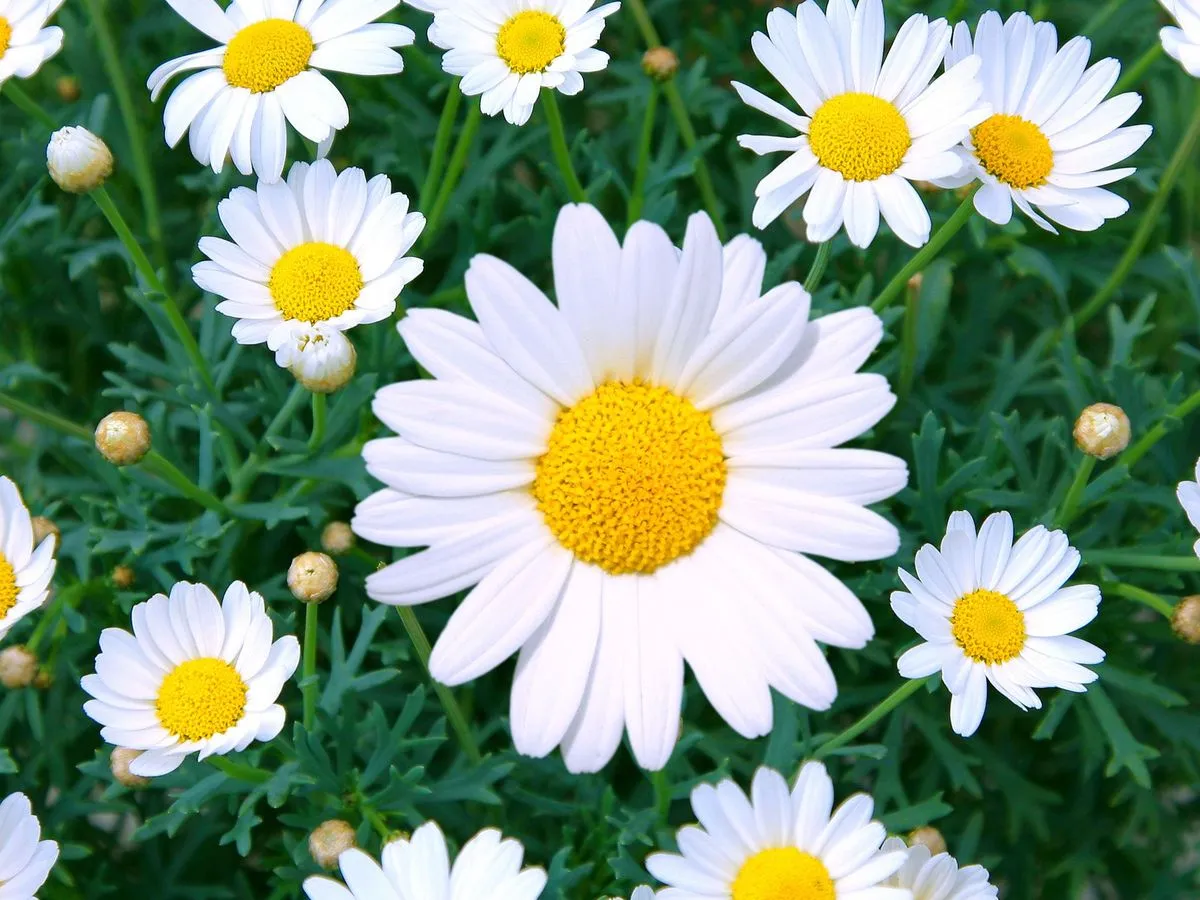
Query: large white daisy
[[734, 0, 988, 248], [302, 821, 547, 900], [147, 0, 415, 182], [1161, 1, 1200, 77], [0, 476, 56, 644], [891, 510, 1105, 738], [646, 763, 910, 900], [1176, 457, 1200, 556], [192, 158, 425, 347], [934, 11, 1152, 232], [0, 0, 62, 87], [354, 203, 906, 773], [0, 793, 58, 900], [82, 580, 300, 776], [880, 838, 997, 900], [429, 0, 620, 126]]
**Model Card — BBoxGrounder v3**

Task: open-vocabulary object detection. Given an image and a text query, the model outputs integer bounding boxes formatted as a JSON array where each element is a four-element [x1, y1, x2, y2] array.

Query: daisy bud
[[0, 646, 38, 689], [642, 46, 679, 81], [56, 75, 81, 102], [30, 516, 59, 546], [46, 126, 114, 194], [33, 667, 53, 690], [1172, 595, 1200, 644], [270, 323, 357, 394], [95, 411, 151, 466], [110, 748, 151, 788], [907, 825, 948, 856], [907, 272, 923, 295], [320, 521, 355, 556], [112, 565, 135, 589], [309, 819, 356, 869], [288, 551, 339, 604], [1073, 403, 1131, 460]]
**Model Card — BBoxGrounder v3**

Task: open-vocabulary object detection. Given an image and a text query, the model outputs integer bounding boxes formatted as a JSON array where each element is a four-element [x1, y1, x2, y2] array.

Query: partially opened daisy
[[1176, 458, 1200, 556], [647, 763, 910, 900], [934, 11, 1151, 232], [0, 476, 56, 644], [0, 793, 58, 900], [880, 837, 997, 900], [147, 0, 415, 181], [1162, 1, 1200, 76], [429, 0, 620, 126], [735, 0, 988, 247], [193, 158, 425, 348], [0, 0, 63, 87], [892, 510, 1104, 738], [302, 821, 547, 900], [354, 203, 906, 773], [82, 580, 300, 776]]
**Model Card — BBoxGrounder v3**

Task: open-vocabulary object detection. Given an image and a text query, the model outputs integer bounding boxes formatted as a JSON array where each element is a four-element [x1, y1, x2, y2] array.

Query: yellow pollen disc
[[971, 113, 1054, 190], [732, 848, 836, 900], [268, 242, 364, 323], [532, 380, 727, 575], [156, 657, 248, 742], [808, 92, 911, 182], [0, 554, 17, 620], [222, 19, 314, 93], [0, 17, 12, 59], [951, 588, 1027, 664], [496, 11, 566, 74]]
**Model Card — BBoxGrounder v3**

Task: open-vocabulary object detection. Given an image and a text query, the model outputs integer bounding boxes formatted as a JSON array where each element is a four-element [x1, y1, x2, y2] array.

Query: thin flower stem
[[871, 188, 979, 313], [308, 393, 327, 453], [419, 81, 463, 214], [229, 382, 309, 501], [302, 601, 319, 731], [1113, 44, 1164, 94], [420, 101, 483, 252], [803, 241, 832, 294], [628, 84, 659, 227], [1103, 581, 1175, 618], [541, 92, 587, 203], [360, 803, 390, 840], [1055, 455, 1097, 530], [652, 768, 671, 822], [2, 81, 55, 129], [208, 755, 273, 785], [898, 280, 920, 400], [0, 391, 91, 442], [395, 608, 482, 764], [1085, 551, 1200, 572], [1119, 387, 1200, 468], [141, 451, 236, 517], [812, 677, 929, 759]]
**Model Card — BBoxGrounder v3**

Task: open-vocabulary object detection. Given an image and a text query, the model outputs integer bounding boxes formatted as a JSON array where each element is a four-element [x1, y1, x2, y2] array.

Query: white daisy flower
[[147, 0, 415, 182], [81, 580, 301, 777], [891, 510, 1105, 738], [734, 0, 989, 248], [646, 763, 911, 900], [0, 792, 58, 900], [0, 0, 63, 87], [1176, 458, 1200, 556], [354, 203, 906, 773], [933, 11, 1152, 233], [0, 477, 56, 644], [192, 158, 425, 347], [1161, 1, 1200, 77], [302, 820, 547, 900], [880, 837, 997, 900], [271, 321, 357, 392], [429, 0, 621, 126]]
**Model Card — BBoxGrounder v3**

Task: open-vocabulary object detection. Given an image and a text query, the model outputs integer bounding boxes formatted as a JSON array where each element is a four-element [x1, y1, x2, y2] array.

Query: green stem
[[898, 279, 920, 400], [24, 589, 64, 653], [0, 392, 91, 442], [803, 241, 832, 294], [2, 81, 55, 129], [208, 755, 272, 785], [141, 451, 235, 517], [628, 84, 659, 227], [1072, 91, 1200, 331], [872, 188, 979, 313], [420, 101, 483, 252], [229, 382, 308, 500], [395, 608, 482, 764], [302, 601, 319, 731], [308, 393, 327, 453], [1113, 44, 1164, 94], [652, 768, 671, 822], [419, 82, 463, 214], [1085, 551, 1200, 572], [1081, 0, 1128, 36], [1103, 581, 1175, 618], [1055, 455, 1097, 530], [360, 803, 390, 840], [1119, 387, 1200, 468], [541, 92, 587, 203], [812, 677, 928, 759]]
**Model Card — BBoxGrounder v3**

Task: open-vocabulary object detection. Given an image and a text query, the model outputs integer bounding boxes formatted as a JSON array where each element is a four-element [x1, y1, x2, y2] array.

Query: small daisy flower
[[147, 0, 415, 182], [735, 0, 989, 248], [0, 792, 58, 900], [934, 11, 1152, 233], [1176, 457, 1200, 556], [891, 510, 1105, 738], [355, 203, 905, 773], [193, 158, 425, 347], [0, 0, 63, 87], [271, 321, 357, 393], [1161, 1, 1200, 77], [429, 0, 621, 126], [647, 763, 910, 900], [302, 820, 547, 900], [82, 580, 300, 777], [880, 837, 997, 900], [0, 477, 56, 644]]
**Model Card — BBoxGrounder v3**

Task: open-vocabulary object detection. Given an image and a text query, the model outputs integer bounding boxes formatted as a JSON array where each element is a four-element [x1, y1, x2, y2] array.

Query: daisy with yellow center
[[192, 158, 425, 350], [734, 0, 988, 248], [0, 476, 56, 644], [646, 763, 911, 900], [1161, 1, 1200, 77], [147, 0, 415, 182], [934, 11, 1151, 233], [81, 581, 300, 777], [880, 837, 997, 900], [428, 0, 620, 125], [354, 203, 907, 773], [891, 510, 1104, 738], [0, 0, 63, 88]]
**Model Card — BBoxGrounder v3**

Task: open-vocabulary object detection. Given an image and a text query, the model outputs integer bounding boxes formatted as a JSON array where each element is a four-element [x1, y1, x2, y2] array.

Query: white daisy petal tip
[[0, 0, 64, 88], [1177, 455, 1200, 553], [0, 476, 57, 641], [883, 834, 999, 900], [1161, 0, 1200, 77], [0, 792, 59, 900]]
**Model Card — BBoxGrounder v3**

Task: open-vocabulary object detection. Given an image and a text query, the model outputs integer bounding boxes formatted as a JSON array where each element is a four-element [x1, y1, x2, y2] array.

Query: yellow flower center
[[156, 657, 248, 742], [951, 589, 1027, 664], [496, 11, 566, 74], [532, 380, 727, 575], [268, 242, 364, 323], [222, 19, 314, 93], [808, 92, 911, 182], [0, 17, 12, 59], [971, 113, 1054, 190], [0, 554, 17, 620], [732, 848, 836, 900]]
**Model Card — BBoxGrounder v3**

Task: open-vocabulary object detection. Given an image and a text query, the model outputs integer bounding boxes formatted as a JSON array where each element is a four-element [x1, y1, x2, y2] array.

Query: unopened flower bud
[[95, 411, 151, 466], [1073, 403, 1131, 460], [270, 323, 356, 394], [47, 126, 113, 193], [55, 75, 81, 103], [288, 551, 338, 604], [907, 825, 947, 857], [309, 819, 356, 869], [112, 565, 135, 589], [0, 646, 38, 689], [32, 667, 52, 690], [321, 521, 355, 556], [110, 748, 150, 788], [642, 46, 679, 81], [30, 516, 59, 547], [907, 272, 923, 295], [1172, 595, 1200, 644]]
